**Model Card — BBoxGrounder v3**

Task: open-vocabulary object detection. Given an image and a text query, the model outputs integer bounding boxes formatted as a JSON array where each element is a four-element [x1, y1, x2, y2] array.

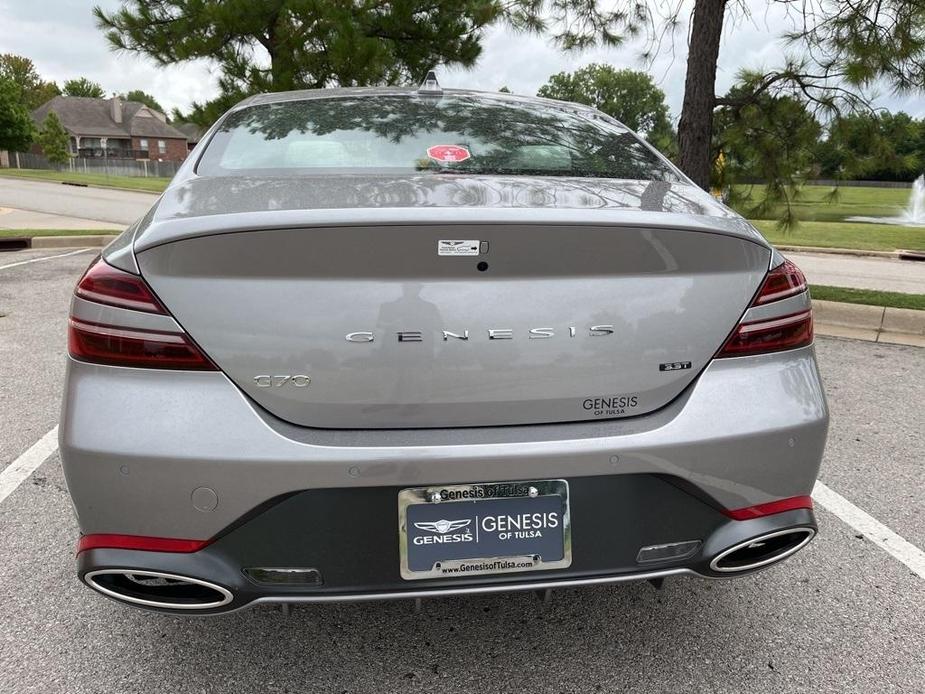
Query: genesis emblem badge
[[414, 519, 472, 534]]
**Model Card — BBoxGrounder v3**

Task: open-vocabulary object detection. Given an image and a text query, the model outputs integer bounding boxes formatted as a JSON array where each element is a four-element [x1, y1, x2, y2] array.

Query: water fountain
[[905, 174, 925, 225], [848, 174, 925, 226]]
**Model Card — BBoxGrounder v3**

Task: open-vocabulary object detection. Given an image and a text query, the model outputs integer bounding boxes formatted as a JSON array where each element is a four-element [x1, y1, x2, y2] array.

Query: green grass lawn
[[0, 229, 118, 238], [738, 183, 925, 251], [0, 168, 168, 193], [732, 183, 912, 222], [810, 285, 925, 311], [752, 219, 925, 252]]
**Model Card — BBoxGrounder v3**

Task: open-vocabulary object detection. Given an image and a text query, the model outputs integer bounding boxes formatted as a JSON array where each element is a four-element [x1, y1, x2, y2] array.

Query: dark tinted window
[[198, 94, 679, 182]]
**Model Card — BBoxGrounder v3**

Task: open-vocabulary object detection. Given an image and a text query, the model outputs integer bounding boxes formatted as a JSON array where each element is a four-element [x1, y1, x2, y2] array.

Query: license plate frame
[[398, 480, 571, 580]]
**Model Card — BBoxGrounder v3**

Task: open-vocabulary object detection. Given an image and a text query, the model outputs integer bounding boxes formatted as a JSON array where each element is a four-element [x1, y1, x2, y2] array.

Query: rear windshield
[[197, 94, 679, 182]]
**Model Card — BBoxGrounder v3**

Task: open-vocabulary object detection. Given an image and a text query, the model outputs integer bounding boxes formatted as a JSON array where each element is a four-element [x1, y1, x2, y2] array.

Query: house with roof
[[32, 96, 189, 162], [173, 121, 207, 153]]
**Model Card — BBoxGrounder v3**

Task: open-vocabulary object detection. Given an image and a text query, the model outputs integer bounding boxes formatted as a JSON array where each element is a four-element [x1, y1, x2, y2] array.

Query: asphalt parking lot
[[1, 247, 923, 693]]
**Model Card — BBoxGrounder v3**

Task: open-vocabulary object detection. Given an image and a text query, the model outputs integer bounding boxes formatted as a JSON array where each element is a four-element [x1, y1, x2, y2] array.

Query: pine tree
[[95, 0, 925, 200], [37, 112, 71, 166], [95, 0, 626, 125]]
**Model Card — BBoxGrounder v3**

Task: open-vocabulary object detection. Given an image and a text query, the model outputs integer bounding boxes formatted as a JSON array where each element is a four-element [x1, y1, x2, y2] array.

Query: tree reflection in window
[[198, 95, 680, 183]]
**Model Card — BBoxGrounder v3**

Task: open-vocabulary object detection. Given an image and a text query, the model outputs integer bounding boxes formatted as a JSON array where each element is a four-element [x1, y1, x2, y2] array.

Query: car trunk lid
[[137, 220, 769, 428]]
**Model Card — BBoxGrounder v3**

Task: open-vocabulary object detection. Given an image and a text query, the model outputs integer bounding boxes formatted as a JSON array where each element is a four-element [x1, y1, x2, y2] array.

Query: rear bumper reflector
[[77, 534, 210, 554], [723, 495, 814, 521]]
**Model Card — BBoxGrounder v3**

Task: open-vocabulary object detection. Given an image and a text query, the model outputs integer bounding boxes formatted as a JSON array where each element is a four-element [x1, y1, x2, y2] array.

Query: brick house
[[32, 96, 188, 162]]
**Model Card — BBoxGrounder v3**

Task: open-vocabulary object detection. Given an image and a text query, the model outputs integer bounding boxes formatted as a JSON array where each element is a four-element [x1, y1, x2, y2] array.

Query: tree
[[62, 77, 106, 98], [714, 80, 822, 227], [671, 1, 925, 190], [36, 112, 71, 165], [535, 2, 925, 192], [94, 0, 626, 115], [538, 65, 669, 136], [537, 64, 674, 150], [816, 112, 922, 182], [95, 1, 925, 198], [862, 113, 923, 181], [120, 89, 164, 113], [171, 88, 248, 128], [29, 81, 61, 110], [0, 54, 59, 109], [0, 77, 33, 151]]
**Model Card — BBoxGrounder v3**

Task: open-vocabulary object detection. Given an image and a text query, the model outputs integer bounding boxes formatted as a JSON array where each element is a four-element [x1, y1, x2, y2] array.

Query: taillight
[[754, 259, 807, 304], [75, 256, 165, 313], [69, 257, 216, 370], [68, 319, 216, 370], [717, 258, 813, 358]]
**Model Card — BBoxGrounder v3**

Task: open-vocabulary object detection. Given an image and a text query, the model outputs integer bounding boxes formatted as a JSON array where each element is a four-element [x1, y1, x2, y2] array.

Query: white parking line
[[0, 427, 59, 505], [813, 480, 925, 580], [0, 248, 93, 271]]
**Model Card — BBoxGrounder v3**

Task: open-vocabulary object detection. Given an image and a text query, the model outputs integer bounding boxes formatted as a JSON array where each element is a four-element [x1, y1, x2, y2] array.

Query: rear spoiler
[[128, 206, 769, 254]]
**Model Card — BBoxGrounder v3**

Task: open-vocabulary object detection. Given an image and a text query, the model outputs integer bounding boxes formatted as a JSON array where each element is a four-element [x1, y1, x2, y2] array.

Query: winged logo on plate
[[413, 519, 472, 534]]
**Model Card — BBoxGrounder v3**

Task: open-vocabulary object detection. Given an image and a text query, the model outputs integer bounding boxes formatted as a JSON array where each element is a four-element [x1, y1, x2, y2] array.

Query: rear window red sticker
[[427, 145, 471, 163]]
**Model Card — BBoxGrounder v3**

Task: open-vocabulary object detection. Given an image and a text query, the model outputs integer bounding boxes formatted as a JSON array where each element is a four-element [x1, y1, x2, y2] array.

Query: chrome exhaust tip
[[84, 569, 233, 610], [709, 527, 815, 573]]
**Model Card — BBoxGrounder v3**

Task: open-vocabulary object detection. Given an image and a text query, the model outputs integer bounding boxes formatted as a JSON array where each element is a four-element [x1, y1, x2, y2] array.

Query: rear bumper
[[76, 479, 817, 615], [60, 345, 828, 541], [61, 345, 827, 611]]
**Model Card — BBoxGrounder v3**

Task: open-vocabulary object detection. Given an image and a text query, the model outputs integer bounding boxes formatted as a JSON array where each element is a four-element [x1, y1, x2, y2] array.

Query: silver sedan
[[60, 80, 827, 614]]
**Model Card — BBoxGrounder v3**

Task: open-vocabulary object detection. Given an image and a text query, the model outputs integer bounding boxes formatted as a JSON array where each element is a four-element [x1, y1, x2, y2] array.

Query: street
[[0, 205, 123, 231], [787, 250, 925, 294], [0, 178, 156, 227], [0, 247, 922, 693]]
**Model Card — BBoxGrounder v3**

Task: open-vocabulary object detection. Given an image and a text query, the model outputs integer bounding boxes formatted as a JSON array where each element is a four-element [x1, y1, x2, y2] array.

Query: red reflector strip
[[68, 318, 217, 370], [723, 495, 813, 521], [77, 534, 210, 554], [717, 310, 813, 358]]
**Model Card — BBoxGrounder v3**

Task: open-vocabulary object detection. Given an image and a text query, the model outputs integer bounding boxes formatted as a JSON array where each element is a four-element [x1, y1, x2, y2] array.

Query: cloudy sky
[[1, 0, 922, 121]]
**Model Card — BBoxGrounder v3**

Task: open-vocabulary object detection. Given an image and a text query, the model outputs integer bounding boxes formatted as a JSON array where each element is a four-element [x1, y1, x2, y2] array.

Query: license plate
[[398, 480, 571, 580]]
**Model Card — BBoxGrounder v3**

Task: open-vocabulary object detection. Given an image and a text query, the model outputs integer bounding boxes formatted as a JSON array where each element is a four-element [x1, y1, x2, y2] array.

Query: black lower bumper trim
[[77, 475, 817, 615]]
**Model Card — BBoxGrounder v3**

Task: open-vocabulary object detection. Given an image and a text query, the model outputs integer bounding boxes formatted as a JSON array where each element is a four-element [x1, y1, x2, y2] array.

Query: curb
[[779, 245, 892, 259], [59, 182, 162, 196], [814, 299, 925, 347], [779, 245, 925, 262]]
